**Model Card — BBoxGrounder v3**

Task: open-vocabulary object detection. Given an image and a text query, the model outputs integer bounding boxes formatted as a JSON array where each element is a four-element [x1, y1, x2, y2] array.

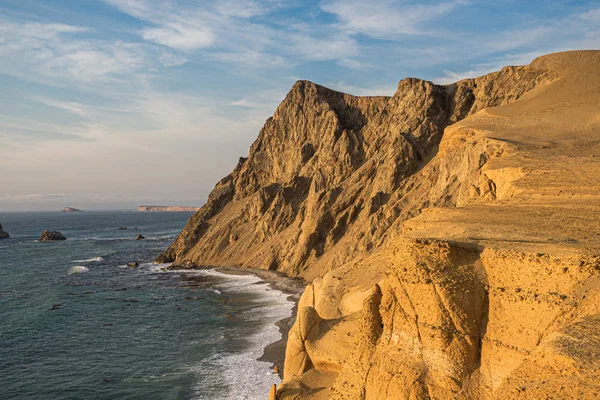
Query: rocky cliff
[[160, 50, 600, 399], [138, 205, 200, 212]]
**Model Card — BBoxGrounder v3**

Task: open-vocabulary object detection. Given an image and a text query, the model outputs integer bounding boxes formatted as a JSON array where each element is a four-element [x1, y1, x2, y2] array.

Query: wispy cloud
[[1, 1, 599, 210], [0, 18, 181, 86], [321, 0, 466, 37], [142, 24, 215, 51], [30, 97, 89, 116]]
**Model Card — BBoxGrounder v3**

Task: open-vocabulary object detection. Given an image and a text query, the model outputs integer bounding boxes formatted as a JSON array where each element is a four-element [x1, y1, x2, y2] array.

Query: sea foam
[[73, 256, 104, 263], [191, 270, 294, 400], [67, 266, 90, 274]]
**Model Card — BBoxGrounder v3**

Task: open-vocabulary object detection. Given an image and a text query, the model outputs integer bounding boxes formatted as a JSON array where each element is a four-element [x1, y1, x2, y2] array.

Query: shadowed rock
[[39, 230, 66, 241], [0, 223, 9, 239]]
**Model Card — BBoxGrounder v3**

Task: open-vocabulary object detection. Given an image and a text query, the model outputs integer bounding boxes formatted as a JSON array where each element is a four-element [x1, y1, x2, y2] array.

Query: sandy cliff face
[[157, 63, 554, 276], [160, 50, 600, 399]]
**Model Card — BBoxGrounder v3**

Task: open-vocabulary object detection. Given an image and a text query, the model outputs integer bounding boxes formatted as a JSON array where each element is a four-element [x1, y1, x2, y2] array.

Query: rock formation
[[62, 207, 82, 212], [0, 222, 9, 239], [160, 51, 600, 399], [138, 205, 200, 212], [135, 234, 145, 240], [39, 230, 67, 241]]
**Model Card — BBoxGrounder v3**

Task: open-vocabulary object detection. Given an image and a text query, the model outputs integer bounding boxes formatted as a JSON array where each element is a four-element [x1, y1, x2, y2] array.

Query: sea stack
[[39, 230, 67, 241], [0, 223, 9, 239]]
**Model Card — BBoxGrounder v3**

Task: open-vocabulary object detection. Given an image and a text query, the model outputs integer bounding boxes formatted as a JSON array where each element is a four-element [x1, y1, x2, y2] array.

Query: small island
[[62, 207, 82, 212], [138, 205, 199, 212]]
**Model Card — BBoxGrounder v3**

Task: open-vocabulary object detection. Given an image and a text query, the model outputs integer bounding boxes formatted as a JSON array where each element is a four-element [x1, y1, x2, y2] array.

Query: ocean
[[0, 211, 293, 400]]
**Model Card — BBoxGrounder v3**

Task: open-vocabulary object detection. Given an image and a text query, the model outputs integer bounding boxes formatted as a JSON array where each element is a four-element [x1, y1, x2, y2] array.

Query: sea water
[[0, 211, 293, 399]]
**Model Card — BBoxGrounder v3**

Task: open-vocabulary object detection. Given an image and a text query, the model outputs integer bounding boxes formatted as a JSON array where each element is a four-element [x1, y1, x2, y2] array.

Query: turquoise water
[[0, 212, 291, 399]]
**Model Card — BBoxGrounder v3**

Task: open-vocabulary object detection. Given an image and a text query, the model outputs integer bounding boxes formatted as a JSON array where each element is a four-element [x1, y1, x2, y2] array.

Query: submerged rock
[[0, 222, 9, 239], [39, 230, 66, 241]]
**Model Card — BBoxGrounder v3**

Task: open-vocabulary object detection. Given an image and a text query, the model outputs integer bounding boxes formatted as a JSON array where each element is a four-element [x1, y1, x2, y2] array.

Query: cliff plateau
[[159, 51, 600, 399]]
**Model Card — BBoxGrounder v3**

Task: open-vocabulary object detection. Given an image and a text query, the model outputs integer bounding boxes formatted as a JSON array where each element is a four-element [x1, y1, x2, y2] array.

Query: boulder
[[0, 222, 9, 239], [135, 234, 145, 240], [39, 230, 67, 241], [127, 261, 139, 268], [118, 226, 127, 230]]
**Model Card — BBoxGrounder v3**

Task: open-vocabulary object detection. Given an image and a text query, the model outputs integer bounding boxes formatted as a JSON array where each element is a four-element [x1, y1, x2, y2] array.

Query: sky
[[0, 0, 598, 211]]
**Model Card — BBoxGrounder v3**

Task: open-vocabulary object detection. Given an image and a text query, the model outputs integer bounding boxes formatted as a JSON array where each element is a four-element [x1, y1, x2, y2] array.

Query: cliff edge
[[160, 50, 600, 399]]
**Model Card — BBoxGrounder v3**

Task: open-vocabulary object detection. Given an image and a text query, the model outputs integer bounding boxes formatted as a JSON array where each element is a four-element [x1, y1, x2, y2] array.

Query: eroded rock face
[[39, 230, 66, 241], [0, 223, 9, 239], [279, 239, 600, 400], [161, 51, 600, 399], [157, 65, 556, 277]]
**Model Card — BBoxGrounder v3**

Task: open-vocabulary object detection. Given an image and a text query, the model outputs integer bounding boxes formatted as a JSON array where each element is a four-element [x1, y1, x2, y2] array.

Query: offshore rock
[[39, 230, 66, 241], [0, 222, 9, 239]]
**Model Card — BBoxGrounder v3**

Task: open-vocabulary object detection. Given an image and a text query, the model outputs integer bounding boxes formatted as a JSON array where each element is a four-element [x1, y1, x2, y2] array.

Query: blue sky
[[0, 0, 598, 210]]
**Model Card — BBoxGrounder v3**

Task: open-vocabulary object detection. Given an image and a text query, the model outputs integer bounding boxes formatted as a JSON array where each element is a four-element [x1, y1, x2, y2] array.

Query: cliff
[[160, 50, 600, 399], [138, 205, 200, 212]]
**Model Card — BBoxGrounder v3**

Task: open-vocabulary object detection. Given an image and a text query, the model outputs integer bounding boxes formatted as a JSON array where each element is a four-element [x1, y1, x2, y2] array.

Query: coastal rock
[[39, 230, 66, 241], [160, 51, 600, 399], [135, 234, 145, 240], [118, 226, 127, 230], [157, 58, 557, 277], [127, 262, 139, 268], [0, 222, 9, 239], [62, 207, 82, 212]]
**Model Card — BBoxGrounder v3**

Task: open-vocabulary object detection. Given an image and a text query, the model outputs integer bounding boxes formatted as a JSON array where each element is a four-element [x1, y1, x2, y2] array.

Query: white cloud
[[321, 0, 465, 37], [210, 50, 288, 68], [0, 18, 186, 86], [142, 24, 215, 51], [290, 33, 359, 61], [31, 97, 89, 116]]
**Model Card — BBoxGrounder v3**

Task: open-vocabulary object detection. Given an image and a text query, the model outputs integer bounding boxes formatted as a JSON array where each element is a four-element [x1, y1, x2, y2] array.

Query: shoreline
[[174, 266, 305, 380]]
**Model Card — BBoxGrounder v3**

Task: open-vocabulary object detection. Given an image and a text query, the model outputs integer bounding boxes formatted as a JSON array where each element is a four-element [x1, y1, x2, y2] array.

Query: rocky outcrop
[[39, 230, 66, 241], [138, 205, 199, 212], [160, 51, 600, 399], [0, 222, 9, 239], [62, 207, 82, 212], [157, 62, 556, 275]]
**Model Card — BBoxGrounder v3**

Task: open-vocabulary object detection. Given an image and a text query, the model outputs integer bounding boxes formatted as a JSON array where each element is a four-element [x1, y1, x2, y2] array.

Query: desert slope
[[160, 50, 600, 399]]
